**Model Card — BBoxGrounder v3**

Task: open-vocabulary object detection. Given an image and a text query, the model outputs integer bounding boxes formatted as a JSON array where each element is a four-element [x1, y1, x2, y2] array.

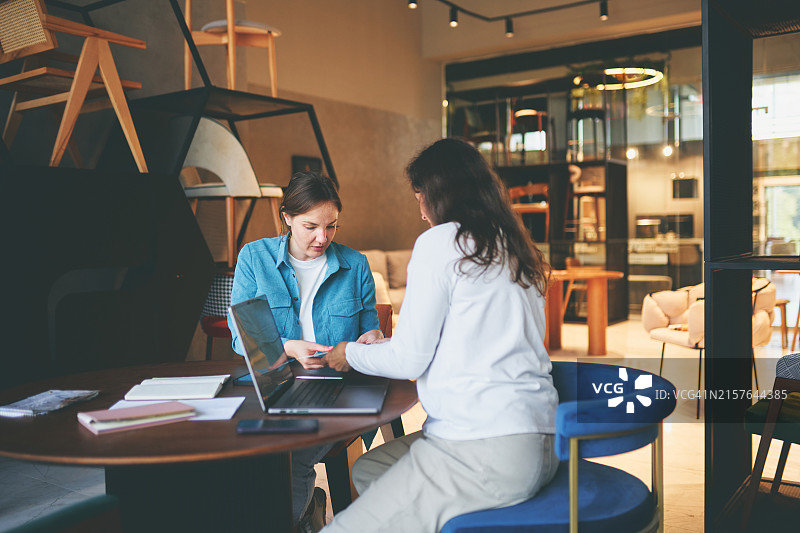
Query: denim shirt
[[228, 235, 379, 354]]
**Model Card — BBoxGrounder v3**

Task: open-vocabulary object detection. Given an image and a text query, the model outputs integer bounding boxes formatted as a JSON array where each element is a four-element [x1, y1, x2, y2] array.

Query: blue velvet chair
[[442, 361, 676, 533]]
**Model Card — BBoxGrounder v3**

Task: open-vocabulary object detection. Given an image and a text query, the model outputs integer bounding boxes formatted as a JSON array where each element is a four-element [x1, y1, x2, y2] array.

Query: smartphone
[[236, 418, 319, 434]]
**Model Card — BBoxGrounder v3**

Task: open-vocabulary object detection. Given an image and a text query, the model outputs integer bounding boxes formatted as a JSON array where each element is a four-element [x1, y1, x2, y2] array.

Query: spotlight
[[626, 147, 638, 160], [663, 145, 674, 157], [505, 17, 514, 38], [600, 0, 608, 21], [449, 6, 458, 27], [408, 0, 418, 9]]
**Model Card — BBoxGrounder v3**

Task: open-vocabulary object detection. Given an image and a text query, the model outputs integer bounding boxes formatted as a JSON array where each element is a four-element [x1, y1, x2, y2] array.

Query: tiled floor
[[2, 316, 798, 531], [0, 458, 105, 529]]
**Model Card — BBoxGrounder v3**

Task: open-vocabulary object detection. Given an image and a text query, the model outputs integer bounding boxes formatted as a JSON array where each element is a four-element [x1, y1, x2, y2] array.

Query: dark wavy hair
[[280, 171, 342, 221], [406, 138, 549, 294]]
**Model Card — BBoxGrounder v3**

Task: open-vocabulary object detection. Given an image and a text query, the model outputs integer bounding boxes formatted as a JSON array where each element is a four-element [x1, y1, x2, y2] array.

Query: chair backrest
[[182, 117, 261, 196], [752, 277, 776, 346], [0, 0, 57, 64], [752, 277, 776, 312], [200, 272, 234, 318], [376, 303, 392, 338], [551, 361, 676, 460], [509, 183, 548, 203]]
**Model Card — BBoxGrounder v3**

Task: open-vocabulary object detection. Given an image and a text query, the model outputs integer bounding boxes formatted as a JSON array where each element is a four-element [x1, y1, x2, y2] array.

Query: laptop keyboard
[[282, 380, 344, 407]]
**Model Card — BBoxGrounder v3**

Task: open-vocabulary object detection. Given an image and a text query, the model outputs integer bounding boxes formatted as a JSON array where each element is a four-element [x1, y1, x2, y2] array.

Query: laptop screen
[[228, 295, 293, 411]]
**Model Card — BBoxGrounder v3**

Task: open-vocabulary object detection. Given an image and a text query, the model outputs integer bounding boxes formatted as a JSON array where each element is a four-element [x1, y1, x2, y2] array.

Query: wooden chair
[[183, 0, 280, 95], [0, 0, 147, 171], [509, 183, 549, 240], [180, 116, 283, 267], [198, 271, 234, 360], [741, 353, 800, 528], [775, 298, 789, 348], [561, 257, 602, 319]]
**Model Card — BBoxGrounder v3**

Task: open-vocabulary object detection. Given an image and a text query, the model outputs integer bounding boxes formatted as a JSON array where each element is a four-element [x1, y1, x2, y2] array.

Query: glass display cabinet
[[447, 75, 628, 322]]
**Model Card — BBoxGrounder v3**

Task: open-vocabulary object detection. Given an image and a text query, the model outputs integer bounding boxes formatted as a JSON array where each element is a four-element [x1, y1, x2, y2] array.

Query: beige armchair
[[642, 278, 776, 417]]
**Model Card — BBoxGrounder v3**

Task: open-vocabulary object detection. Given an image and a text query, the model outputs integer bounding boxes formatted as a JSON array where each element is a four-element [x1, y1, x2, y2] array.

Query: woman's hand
[[283, 340, 333, 369], [356, 329, 384, 344], [324, 341, 351, 372]]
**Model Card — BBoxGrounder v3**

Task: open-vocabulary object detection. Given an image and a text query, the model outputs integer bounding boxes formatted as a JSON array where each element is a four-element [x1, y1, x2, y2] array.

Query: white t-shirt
[[346, 222, 557, 440], [288, 253, 327, 342]]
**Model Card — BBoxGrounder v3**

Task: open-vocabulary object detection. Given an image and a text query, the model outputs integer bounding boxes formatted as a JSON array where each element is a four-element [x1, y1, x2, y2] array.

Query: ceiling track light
[[408, 0, 418, 9], [425, 1, 607, 35], [449, 6, 459, 27]]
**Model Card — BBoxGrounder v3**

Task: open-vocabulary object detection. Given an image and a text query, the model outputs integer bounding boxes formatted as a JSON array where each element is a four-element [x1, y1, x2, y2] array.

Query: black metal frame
[[702, 0, 800, 530], [163, 0, 337, 186], [45, 0, 127, 26]]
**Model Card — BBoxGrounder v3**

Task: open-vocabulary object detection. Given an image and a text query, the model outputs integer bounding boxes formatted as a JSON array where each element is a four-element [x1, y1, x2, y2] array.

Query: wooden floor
[[2, 316, 799, 531]]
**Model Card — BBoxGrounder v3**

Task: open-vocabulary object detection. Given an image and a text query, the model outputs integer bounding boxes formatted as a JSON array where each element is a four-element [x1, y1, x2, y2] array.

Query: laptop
[[228, 295, 388, 415]]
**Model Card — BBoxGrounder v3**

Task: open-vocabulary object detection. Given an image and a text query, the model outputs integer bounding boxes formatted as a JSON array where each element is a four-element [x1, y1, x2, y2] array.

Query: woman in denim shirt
[[229, 171, 383, 531]]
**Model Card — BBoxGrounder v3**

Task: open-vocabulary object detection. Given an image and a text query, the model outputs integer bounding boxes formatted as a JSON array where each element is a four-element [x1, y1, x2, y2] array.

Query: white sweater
[[346, 222, 557, 440]]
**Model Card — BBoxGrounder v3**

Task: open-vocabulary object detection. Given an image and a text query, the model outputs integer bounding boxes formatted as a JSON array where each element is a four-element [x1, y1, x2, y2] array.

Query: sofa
[[361, 249, 413, 327]]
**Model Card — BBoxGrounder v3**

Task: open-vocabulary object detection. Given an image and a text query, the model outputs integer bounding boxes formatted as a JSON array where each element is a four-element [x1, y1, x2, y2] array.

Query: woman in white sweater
[[323, 138, 559, 532]]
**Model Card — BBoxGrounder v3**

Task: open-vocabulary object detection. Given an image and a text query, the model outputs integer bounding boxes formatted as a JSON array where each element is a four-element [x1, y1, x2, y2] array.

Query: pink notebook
[[77, 401, 196, 435]]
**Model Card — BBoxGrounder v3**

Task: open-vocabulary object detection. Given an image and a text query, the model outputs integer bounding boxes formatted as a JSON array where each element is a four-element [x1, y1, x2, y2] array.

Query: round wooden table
[[546, 268, 625, 356], [0, 360, 418, 532]]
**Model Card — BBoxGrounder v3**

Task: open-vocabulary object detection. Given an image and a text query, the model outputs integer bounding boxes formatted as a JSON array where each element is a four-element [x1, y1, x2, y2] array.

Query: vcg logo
[[591, 368, 653, 414]]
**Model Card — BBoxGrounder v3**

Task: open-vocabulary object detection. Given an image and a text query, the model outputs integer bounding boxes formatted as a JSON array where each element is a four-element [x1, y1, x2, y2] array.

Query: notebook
[[124, 375, 230, 401], [77, 402, 196, 435], [228, 295, 388, 415]]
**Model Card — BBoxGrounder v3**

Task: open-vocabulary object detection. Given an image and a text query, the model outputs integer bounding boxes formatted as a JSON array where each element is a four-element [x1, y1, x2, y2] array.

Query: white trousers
[[322, 430, 558, 533]]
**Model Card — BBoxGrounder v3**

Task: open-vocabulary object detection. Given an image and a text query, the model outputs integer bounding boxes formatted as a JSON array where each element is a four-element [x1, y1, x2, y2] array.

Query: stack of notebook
[[123, 375, 230, 401]]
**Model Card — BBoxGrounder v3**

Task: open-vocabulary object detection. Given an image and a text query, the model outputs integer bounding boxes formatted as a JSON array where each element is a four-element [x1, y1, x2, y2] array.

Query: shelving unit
[[496, 158, 629, 323], [560, 79, 628, 322], [702, 1, 800, 530], [456, 65, 630, 323], [98, 86, 337, 184], [94, 0, 340, 268]]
